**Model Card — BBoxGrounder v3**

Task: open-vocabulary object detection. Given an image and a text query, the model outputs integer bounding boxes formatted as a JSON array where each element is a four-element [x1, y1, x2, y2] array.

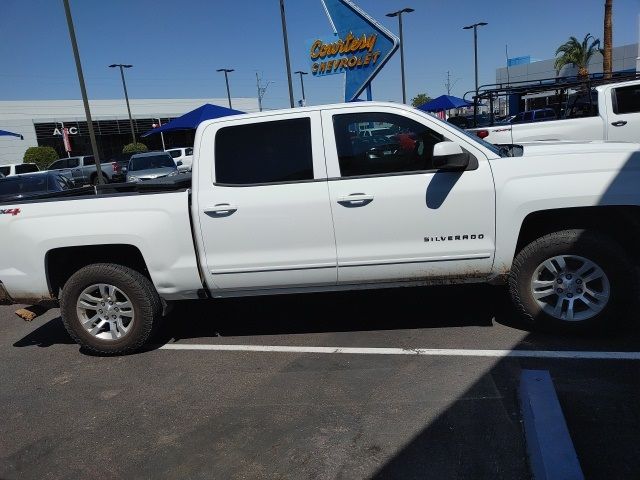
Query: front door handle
[[204, 203, 238, 216], [611, 120, 627, 127], [337, 193, 374, 207]]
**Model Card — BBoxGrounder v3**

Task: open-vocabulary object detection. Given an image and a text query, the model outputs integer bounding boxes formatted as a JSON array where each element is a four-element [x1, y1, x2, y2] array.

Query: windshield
[[429, 114, 504, 157], [129, 154, 176, 171], [0, 174, 48, 195]]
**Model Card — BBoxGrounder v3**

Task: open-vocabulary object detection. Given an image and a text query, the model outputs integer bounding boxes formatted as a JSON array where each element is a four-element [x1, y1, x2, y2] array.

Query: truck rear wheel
[[509, 229, 636, 331], [60, 263, 161, 355]]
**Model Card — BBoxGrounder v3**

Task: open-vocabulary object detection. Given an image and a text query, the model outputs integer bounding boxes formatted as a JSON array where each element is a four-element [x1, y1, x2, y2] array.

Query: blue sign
[[507, 55, 531, 67], [310, 0, 399, 101]]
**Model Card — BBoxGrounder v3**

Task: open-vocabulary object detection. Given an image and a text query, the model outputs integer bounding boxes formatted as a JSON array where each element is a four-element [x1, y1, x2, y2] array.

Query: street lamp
[[462, 22, 488, 126], [109, 64, 136, 144], [217, 68, 234, 109], [386, 7, 414, 104], [62, 0, 104, 184], [279, 0, 295, 108], [294, 71, 308, 106]]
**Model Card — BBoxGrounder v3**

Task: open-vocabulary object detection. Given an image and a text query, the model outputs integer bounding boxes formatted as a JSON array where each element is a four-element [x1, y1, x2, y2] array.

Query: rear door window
[[0, 166, 9, 176], [613, 85, 640, 114], [82, 156, 95, 166], [215, 117, 313, 185], [167, 150, 182, 158]]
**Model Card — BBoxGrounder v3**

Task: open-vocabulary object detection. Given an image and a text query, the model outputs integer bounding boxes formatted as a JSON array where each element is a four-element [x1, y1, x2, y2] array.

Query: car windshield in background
[[0, 175, 47, 195], [129, 155, 175, 171]]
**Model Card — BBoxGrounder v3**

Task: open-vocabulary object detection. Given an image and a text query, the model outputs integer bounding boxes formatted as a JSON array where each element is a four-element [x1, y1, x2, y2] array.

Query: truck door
[[321, 106, 496, 285], [195, 111, 337, 291], [606, 83, 640, 142]]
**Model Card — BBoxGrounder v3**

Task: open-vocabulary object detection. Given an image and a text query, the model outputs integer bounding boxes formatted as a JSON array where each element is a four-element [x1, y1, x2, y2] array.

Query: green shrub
[[122, 142, 148, 154], [23, 146, 59, 170]]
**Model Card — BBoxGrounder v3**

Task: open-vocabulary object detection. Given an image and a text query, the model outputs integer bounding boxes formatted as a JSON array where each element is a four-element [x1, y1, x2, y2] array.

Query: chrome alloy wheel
[[530, 255, 610, 321], [76, 284, 134, 340]]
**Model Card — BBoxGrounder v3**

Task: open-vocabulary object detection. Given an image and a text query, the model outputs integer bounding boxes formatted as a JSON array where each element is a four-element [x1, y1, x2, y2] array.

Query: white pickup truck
[[469, 79, 640, 144], [2, 102, 640, 354]]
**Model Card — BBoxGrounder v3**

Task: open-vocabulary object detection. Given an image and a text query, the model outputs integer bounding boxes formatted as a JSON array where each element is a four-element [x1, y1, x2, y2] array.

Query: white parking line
[[159, 344, 640, 360]]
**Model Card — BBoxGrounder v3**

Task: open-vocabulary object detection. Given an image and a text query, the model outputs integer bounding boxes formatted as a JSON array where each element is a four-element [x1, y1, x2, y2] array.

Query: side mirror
[[176, 160, 183, 166], [432, 141, 469, 170]]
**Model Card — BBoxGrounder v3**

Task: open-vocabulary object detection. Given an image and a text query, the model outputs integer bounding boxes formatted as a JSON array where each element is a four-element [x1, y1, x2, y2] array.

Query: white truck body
[[469, 80, 640, 145], [1, 102, 640, 350]]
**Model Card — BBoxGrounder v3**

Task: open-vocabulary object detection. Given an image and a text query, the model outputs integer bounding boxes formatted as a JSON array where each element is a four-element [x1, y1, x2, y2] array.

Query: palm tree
[[603, 0, 613, 79], [554, 34, 602, 78]]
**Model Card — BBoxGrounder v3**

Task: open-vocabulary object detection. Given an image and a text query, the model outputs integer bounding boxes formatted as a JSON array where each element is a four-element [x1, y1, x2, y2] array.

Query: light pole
[[386, 7, 414, 104], [109, 64, 136, 144], [463, 22, 488, 126], [217, 68, 234, 109], [279, 0, 295, 108], [153, 118, 166, 151], [63, 0, 104, 184], [294, 71, 308, 106]]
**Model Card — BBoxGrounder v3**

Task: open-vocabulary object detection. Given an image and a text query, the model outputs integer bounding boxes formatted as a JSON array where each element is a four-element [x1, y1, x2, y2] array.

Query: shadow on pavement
[[153, 284, 519, 344], [12, 316, 75, 348]]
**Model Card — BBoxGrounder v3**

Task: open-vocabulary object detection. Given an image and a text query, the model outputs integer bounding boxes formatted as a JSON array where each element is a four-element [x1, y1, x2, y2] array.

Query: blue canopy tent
[[0, 129, 23, 140], [416, 95, 472, 113], [141, 103, 244, 137]]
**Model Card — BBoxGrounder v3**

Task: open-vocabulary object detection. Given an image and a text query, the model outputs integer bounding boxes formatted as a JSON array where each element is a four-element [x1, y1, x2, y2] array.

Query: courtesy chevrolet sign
[[310, 32, 380, 75]]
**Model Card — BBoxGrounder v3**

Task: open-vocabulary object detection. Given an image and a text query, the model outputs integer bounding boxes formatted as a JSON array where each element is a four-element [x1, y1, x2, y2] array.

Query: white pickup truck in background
[[469, 79, 640, 144], [1, 101, 640, 355]]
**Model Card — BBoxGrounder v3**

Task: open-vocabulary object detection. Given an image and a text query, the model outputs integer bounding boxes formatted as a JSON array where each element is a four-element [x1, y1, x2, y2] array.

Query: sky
[[0, 0, 639, 110]]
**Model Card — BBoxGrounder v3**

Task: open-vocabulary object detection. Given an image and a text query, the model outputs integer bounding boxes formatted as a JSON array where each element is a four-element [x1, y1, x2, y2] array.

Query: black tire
[[509, 229, 636, 332], [60, 263, 161, 355], [91, 173, 108, 186]]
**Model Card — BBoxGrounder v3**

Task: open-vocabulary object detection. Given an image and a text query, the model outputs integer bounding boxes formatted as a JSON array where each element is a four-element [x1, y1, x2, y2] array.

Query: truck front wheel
[[509, 229, 636, 331], [60, 263, 161, 355]]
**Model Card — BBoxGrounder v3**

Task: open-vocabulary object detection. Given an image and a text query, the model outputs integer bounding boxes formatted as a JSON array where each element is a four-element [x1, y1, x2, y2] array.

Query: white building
[[0, 97, 259, 164], [496, 43, 639, 85]]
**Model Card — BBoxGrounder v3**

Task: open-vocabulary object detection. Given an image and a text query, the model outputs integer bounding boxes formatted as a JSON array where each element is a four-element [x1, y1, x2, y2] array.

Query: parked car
[[469, 79, 640, 143], [447, 114, 493, 129], [0, 170, 77, 202], [1, 101, 640, 355], [47, 155, 125, 185], [165, 147, 193, 172], [508, 108, 557, 124], [126, 151, 178, 182], [0, 163, 40, 177]]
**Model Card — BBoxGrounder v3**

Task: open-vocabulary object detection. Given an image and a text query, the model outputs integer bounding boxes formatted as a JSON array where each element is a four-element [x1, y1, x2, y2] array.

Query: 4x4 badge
[[0, 208, 20, 216]]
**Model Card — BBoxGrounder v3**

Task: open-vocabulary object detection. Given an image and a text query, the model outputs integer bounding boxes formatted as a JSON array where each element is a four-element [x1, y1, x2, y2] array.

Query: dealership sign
[[311, 0, 398, 101], [53, 126, 78, 135]]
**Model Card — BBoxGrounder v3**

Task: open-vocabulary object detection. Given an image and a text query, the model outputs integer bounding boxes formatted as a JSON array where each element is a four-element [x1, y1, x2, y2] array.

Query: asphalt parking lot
[[1, 284, 639, 480]]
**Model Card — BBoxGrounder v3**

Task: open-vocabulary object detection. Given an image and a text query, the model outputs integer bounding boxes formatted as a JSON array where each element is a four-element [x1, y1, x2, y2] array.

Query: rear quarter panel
[[473, 116, 605, 144], [0, 190, 203, 302]]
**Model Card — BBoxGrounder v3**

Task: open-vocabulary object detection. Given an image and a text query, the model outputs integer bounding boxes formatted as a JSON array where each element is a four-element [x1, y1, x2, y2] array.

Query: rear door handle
[[611, 120, 627, 127], [337, 193, 374, 207], [204, 203, 238, 216]]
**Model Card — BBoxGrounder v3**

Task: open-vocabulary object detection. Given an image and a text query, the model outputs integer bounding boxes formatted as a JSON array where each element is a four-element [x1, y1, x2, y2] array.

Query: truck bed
[[0, 173, 192, 205]]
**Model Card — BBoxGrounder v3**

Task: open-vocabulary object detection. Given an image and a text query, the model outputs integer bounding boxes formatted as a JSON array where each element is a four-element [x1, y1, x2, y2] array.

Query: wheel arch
[[515, 205, 640, 262], [45, 244, 151, 298]]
